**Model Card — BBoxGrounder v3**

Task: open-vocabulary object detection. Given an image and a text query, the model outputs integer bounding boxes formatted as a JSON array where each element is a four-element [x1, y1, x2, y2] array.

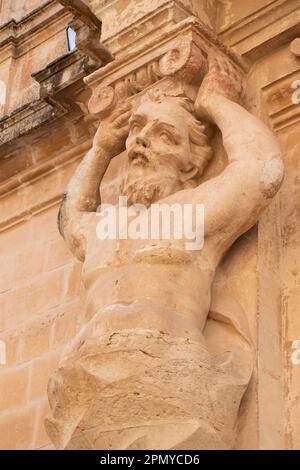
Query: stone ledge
[[85, 16, 247, 119], [262, 70, 300, 131], [0, 140, 91, 233], [0, 49, 94, 148], [0, 1, 110, 151], [0, 99, 57, 147], [219, 0, 300, 61], [0, 1, 66, 51], [98, 0, 204, 55], [32, 49, 95, 101]]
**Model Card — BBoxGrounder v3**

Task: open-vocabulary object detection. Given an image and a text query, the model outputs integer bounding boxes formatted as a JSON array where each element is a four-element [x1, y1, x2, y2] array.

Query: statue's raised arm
[[46, 51, 284, 451], [58, 102, 131, 261], [191, 53, 284, 256]]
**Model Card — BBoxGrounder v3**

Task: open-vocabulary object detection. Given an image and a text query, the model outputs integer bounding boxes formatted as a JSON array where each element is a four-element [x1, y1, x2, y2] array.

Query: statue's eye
[[130, 122, 141, 132], [160, 131, 173, 144]]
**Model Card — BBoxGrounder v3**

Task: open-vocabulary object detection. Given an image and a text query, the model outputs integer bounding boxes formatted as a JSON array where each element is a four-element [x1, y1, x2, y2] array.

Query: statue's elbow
[[259, 155, 284, 199]]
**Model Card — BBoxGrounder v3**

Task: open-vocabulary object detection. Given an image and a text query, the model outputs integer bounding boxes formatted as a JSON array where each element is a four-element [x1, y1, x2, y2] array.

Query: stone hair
[[141, 90, 214, 184]]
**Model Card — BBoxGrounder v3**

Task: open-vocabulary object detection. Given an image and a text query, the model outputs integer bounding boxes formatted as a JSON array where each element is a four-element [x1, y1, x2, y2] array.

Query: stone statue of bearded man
[[46, 54, 284, 450]]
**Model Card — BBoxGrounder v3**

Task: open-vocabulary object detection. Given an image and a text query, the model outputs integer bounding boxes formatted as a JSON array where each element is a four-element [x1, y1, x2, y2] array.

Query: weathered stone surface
[[0, 0, 299, 451], [290, 38, 300, 57], [46, 41, 283, 449]]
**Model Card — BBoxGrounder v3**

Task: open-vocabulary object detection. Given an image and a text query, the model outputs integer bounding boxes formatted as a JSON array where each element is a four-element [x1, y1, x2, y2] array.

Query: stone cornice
[[99, 0, 217, 57], [262, 70, 300, 131], [0, 14, 246, 215], [1, 2, 298, 234], [0, 139, 91, 233], [219, 0, 291, 36], [0, 1, 110, 149], [85, 16, 247, 118], [99, 0, 190, 50], [31, 49, 94, 103], [0, 1, 68, 55], [0, 48, 95, 147], [86, 16, 247, 83], [0, 99, 57, 146], [219, 0, 300, 61], [57, 0, 102, 32]]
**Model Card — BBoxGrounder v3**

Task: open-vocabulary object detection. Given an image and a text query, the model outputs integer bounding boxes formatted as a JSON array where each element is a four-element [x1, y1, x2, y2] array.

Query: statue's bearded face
[[121, 99, 196, 207]]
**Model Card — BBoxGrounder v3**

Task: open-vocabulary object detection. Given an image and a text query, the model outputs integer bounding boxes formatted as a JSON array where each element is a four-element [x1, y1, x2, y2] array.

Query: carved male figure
[[46, 55, 284, 450]]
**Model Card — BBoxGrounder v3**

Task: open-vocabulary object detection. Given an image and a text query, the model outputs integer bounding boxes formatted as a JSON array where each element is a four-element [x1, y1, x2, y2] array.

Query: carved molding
[[0, 50, 93, 147], [85, 17, 247, 118], [86, 37, 205, 118], [0, 99, 56, 146], [262, 70, 300, 131], [219, 0, 300, 61], [0, 0, 67, 57], [0, 1, 112, 149], [97, 0, 208, 56], [0, 16, 247, 223], [0, 140, 91, 233], [57, 0, 103, 32]]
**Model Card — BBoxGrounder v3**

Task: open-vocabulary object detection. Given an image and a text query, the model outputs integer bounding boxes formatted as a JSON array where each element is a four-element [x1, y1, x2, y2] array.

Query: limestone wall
[[0, 0, 299, 450]]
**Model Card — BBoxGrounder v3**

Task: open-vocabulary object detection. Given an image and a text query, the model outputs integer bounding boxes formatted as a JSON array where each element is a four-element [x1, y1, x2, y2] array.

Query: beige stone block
[[0, 366, 30, 413], [0, 405, 36, 450], [0, 190, 27, 231], [8, 30, 67, 113], [0, 219, 32, 256], [0, 147, 33, 183], [91, 0, 218, 41], [0, 330, 20, 367], [32, 124, 72, 163], [52, 301, 81, 347], [28, 206, 60, 242], [43, 236, 74, 271], [33, 399, 52, 450], [3, 269, 66, 330], [20, 315, 53, 362], [218, 0, 278, 32], [0, 242, 46, 293], [65, 263, 83, 300], [5, 0, 50, 23], [30, 350, 62, 401]]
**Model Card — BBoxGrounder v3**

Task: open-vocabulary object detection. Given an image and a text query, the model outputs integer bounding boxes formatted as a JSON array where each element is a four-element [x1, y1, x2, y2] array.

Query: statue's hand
[[195, 53, 243, 122], [93, 102, 132, 158]]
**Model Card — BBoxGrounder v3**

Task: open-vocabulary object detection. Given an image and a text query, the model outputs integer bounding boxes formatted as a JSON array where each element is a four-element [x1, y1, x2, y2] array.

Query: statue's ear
[[189, 121, 214, 146], [179, 164, 199, 183]]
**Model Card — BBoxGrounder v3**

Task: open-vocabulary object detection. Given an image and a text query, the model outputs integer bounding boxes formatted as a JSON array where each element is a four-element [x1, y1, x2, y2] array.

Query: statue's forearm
[[193, 94, 284, 249], [66, 146, 110, 211], [58, 100, 131, 258], [206, 95, 281, 165], [59, 145, 110, 238], [193, 56, 284, 250]]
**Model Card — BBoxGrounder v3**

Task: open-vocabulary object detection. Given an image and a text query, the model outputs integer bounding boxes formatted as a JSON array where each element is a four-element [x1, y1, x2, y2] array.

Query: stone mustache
[[45, 54, 284, 449]]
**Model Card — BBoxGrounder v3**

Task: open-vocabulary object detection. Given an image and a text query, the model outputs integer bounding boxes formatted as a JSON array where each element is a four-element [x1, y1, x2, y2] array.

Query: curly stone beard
[[120, 175, 181, 207], [120, 152, 183, 207]]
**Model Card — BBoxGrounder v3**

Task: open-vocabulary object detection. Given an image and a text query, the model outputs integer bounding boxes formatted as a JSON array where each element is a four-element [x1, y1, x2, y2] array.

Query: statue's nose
[[136, 135, 150, 148]]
